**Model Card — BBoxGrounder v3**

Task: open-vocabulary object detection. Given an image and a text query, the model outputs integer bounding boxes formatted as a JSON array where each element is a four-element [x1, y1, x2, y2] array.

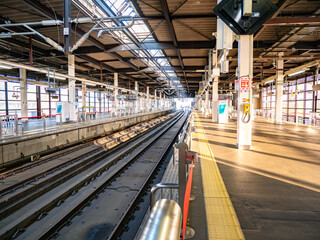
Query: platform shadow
[[193, 137, 238, 149], [214, 157, 320, 191]]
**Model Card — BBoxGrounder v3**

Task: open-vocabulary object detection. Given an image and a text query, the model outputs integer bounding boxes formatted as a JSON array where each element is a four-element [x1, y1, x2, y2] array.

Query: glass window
[[306, 91, 313, 100], [41, 93, 49, 101], [27, 102, 37, 110], [28, 84, 36, 92], [0, 91, 5, 100], [0, 82, 5, 90], [7, 82, 20, 91], [289, 101, 295, 109], [0, 101, 6, 111], [306, 101, 313, 109], [306, 81, 314, 91], [296, 101, 304, 109], [27, 93, 36, 101], [297, 92, 304, 100], [297, 83, 305, 91]]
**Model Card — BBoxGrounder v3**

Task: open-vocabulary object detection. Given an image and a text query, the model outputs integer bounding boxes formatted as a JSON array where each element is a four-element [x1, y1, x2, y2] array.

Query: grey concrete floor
[[20, 113, 111, 132], [196, 113, 320, 240]]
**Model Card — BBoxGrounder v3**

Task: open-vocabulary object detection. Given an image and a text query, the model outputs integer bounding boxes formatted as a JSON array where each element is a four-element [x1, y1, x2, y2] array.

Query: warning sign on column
[[240, 78, 250, 89], [239, 77, 252, 92]]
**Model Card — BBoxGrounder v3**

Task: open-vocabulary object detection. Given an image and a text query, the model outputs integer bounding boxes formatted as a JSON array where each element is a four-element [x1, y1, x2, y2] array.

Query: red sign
[[240, 77, 250, 89]]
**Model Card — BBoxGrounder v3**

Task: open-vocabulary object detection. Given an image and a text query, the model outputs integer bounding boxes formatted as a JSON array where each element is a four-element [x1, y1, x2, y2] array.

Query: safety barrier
[[140, 111, 198, 240], [0, 108, 172, 138], [139, 199, 181, 240], [0, 114, 18, 136]]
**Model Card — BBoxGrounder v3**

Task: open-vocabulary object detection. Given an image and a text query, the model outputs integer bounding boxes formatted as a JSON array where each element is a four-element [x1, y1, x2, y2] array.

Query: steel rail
[[0, 112, 183, 239], [0, 114, 169, 182], [23, 112, 186, 240], [0, 115, 174, 217], [106, 112, 188, 239]]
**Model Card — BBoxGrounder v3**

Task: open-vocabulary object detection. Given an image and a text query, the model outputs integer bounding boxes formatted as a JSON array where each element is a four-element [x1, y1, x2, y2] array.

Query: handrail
[[139, 199, 181, 240], [150, 183, 179, 209]]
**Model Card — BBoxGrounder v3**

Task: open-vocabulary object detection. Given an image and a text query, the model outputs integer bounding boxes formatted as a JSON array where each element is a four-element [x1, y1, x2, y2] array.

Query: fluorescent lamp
[[288, 70, 305, 76], [264, 79, 274, 84], [0, 64, 12, 69], [46, 74, 66, 80], [85, 82, 96, 86]]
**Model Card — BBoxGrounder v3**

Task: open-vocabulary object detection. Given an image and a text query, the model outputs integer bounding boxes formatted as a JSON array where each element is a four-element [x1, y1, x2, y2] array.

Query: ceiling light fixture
[[85, 82, 97, 86], [264, 79, 274, 84], [46, 74, 66, 80], [288, 70, 305, 76], [0, 64, 13, 69]]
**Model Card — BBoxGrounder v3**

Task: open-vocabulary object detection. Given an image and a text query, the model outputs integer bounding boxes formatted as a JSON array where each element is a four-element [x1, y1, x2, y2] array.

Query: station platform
[[19, 112, 111, 134], [188, 110, 320, 240], [0, 110, 172, 168]]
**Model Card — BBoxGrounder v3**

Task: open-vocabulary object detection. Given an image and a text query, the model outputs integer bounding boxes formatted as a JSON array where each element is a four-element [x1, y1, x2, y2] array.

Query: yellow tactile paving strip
[[192, 111, 245, 240]]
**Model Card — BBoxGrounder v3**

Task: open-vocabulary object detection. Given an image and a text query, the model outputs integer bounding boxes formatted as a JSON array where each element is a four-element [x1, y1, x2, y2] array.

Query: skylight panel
[[76, 0, 180, 87]]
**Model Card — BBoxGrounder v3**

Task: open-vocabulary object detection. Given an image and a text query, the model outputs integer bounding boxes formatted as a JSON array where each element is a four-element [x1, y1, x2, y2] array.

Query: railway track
[[0, 110, 188, 240]]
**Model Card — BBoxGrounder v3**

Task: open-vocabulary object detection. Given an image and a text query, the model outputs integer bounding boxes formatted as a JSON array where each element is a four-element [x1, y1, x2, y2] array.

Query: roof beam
[[254, 0, 292, 40], [106, 41, 215, 52], [159, 0, 187, 90], [264, 17, 320, 26], [93, 0, 166, 85], [20, 0, 105, 50], [100, 56, 207, 62], [76, 41, 274, 54], [292, 40, 320, 50], [20, 0, 157, 85]]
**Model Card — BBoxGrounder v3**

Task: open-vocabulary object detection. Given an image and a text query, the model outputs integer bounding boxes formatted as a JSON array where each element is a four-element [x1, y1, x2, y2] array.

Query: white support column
[[20, 68, 28, 122], [200, 97, 204, 112], [68, 55, 77, 121], [237, 35, 253, 149], [154, 90, 158, 110], [82, 82, 86, 108], [275, 53, 284, 124], [147, 86, 150, 110], [81, 82, 86, 120], [114, 73, 118, 116], [205, 89, 209, 117], [212, 76, 219, 122], [135, 81, 139, 112]]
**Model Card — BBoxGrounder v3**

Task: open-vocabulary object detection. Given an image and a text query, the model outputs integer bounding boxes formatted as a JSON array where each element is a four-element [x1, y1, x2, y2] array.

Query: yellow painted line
[[192, 111, 245, 240]]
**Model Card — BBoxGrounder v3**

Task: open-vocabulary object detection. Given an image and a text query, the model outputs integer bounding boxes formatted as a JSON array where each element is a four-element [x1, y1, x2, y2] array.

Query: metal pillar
[[147, 86, 150, 110], [135, 81, 139, 112], [205, 89, 209, 117], [64, 0, 71, 55], [237, 35, 253, 149], [275, 53, 284, 124], [212, 76, 219, 122], [20, 68, 28, 122], [29, 36, 33, 66], [82, 82, 86, 108], [154, 90, 157, 110], [114, 73, 118, 116], [68, 54, 77, 121]]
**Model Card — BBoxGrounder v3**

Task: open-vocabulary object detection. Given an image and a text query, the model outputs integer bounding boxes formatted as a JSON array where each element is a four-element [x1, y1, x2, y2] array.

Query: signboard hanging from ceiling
[[213, 0, 278, 35]]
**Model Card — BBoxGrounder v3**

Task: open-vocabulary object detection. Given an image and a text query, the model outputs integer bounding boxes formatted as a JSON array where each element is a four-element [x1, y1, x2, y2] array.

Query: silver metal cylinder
[[139, 199, 181, 240]]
